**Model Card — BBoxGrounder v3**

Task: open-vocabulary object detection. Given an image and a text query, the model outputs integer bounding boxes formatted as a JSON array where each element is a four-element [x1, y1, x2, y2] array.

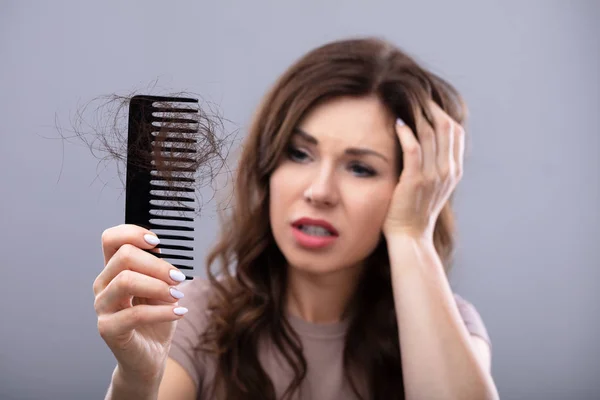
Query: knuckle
[[97, 317, 111, 339], [438, 166, 452, 181], [440, 118, 452, 133], [402, 144, 420, 158], [100, 224, 127, 245], [101, 228, 111, 245], [92, 277, 102, 296], [116, 270, 135, 292], [412, 176, 426, 189], [117, 243, 136, 265], [423, 171, 438, 184], [427, 176, 441, 188], [101, 225, 123, 247], [129, 306, 144, 325], [422, 126, 435, 138], [94, 296, 100, 314], [93, 294, 103, 313], [406, 144, 420, 154]]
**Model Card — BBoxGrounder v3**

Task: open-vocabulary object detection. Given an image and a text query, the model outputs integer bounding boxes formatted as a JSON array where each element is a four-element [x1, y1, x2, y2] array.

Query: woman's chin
[[286, 254, 343, 275], [284, 252, 359, 278]]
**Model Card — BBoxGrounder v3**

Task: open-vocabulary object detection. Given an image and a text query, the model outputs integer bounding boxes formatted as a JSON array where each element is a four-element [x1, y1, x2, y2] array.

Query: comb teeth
[[150, 183, 195, 192], [150, 194, 194, 202], [152, 155, 196, 163], [154, 129, 198, 136], [125, 95, 200, 279], [154, 146, 197, 154], [152, 117, 198, 124], [150, 176, 195, 183]]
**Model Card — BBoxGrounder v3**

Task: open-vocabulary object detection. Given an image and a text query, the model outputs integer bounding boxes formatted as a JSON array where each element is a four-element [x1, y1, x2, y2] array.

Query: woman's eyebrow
[[293, 128, 389, 163]]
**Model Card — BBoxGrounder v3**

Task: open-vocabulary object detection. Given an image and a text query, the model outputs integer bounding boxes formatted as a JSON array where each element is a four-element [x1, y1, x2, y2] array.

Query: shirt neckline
[[285, 312, 349, 339]]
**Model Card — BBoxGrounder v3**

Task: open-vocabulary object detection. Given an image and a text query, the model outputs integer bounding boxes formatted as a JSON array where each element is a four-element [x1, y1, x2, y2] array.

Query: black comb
[[125, 95, 199, 280]]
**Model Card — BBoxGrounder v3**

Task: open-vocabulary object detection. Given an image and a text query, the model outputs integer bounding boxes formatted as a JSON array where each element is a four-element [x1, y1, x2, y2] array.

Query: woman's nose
[[304, 167, 339, 207]]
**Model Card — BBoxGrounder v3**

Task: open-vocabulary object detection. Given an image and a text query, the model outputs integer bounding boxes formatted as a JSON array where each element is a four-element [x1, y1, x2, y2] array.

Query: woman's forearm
[[387, 234, 499, 400]]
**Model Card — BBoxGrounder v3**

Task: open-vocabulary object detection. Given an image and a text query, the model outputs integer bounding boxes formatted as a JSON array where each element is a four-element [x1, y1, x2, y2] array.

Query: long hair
[[199, 36, 468, 400]]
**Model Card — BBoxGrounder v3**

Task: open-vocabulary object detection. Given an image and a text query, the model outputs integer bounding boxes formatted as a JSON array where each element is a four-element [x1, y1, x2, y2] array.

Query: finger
[[97, 304, 188, 340], [414, 111, 437, 178], [93, 243, 187, 296], [428, 101, 455, 179], [454, 124, 466, 179], [94, 270, 184, 314], [395, 119, 421, 176], [101, 224, 160, 266]]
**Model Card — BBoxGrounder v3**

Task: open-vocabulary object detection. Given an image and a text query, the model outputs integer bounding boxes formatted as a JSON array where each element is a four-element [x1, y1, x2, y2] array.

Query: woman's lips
[[291, 225, 338, 249], [290, 217, 339, 249]]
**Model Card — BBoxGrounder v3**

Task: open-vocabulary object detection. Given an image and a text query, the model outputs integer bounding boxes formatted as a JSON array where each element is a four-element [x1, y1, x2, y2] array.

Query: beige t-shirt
[[169, 278, 491, 400]]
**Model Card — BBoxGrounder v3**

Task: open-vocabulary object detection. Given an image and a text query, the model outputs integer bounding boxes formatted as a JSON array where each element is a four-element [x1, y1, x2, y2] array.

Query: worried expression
[[269, 95, 400, 275]]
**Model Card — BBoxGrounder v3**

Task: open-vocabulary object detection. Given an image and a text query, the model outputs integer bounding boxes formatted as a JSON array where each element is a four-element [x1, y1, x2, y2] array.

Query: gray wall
[[1, 1, 598, 399]]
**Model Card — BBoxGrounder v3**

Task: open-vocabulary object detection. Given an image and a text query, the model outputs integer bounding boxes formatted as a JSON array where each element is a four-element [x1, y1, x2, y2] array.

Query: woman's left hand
[[383, 101, 465, 240]]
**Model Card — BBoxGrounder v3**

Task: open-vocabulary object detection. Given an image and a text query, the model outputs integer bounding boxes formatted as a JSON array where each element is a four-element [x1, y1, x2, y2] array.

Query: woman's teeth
[[299, 225, 332, 236]]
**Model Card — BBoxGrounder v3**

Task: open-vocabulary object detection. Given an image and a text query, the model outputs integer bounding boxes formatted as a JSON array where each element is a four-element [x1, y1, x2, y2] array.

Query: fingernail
[[396, 118, 406, 126], [174, 307, 188, 316], [144, 234, 160, 246], [169, 269, 186, 282], [169, 287, 185, 299]]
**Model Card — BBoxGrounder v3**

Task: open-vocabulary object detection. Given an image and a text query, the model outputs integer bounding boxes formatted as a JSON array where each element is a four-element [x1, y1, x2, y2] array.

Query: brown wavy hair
[[200, 36, 468, 400]]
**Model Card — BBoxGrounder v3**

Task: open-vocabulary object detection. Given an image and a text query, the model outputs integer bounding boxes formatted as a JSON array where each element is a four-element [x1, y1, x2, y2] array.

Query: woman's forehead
[[295, 96, 397, 151]]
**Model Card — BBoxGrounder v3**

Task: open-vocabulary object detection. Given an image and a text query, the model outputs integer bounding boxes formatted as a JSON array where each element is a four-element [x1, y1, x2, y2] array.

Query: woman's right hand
[[93, 224, 189, 385]]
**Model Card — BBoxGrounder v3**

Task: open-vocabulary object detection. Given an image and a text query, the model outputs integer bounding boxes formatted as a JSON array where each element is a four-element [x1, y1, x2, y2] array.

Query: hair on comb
[[125, 95, 201, 280]]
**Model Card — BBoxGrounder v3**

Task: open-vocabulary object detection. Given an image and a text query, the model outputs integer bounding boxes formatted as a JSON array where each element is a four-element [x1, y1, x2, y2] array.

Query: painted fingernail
[[144, 234, 160, 246], [174, 307, 188, 316], [169, 287, 185, 299], [169, 269, 186, 282], [396, 118, 406, 126]]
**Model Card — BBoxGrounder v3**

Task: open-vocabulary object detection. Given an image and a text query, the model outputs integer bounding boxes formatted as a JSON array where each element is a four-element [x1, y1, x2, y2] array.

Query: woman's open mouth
[[291, 217, 339, 249]]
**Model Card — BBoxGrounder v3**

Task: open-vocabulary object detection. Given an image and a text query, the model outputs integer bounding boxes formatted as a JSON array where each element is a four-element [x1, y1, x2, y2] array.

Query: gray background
[[1, 0, 598, 399]]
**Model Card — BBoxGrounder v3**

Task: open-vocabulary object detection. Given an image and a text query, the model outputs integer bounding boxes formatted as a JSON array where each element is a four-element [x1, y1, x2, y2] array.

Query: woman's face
[[269, 95, 399, 275]]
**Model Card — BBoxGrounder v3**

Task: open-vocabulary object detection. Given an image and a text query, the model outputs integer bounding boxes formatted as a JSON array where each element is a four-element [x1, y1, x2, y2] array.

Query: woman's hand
[[93, 224, 189, 385], [383, 101, 465, 240]]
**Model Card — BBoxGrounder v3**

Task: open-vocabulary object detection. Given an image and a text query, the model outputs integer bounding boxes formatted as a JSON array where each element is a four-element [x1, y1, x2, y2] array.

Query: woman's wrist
[[106, 364, 162, 400], [385, 233, 440, 274]]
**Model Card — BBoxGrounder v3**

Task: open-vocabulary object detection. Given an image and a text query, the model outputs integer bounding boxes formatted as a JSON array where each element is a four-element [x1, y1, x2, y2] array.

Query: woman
[[93, 37, 499, 399]]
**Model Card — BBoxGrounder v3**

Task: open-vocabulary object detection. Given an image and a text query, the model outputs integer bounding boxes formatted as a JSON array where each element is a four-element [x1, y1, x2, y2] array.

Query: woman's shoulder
[[168, 276, 218, 391], [178, 276, 213, 304], [452, 293, 492, 349], [174, 276, 221, 331]]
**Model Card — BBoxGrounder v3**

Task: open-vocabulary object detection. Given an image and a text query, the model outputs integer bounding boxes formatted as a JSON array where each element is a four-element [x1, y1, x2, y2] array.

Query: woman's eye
[[349, 163, 376, 177], [287, 146, 310, 162]]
